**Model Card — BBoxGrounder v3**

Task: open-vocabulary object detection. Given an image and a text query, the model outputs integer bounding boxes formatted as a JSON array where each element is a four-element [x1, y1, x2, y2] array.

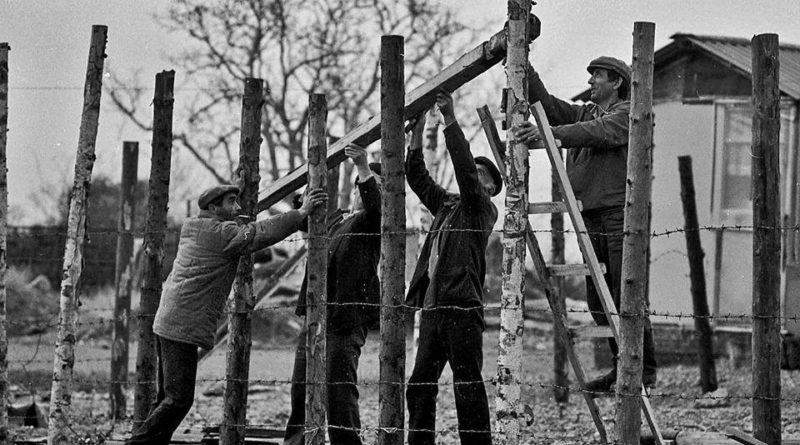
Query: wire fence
[[4, 222, 798, 443]]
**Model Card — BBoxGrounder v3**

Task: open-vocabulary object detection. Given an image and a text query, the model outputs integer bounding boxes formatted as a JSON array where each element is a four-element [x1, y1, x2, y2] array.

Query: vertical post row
[[221, 77, 264, 445], [110, 141, 139, 419], [616, 21, 655, 443], [378, 34, 406, 445], [0, 41, 9, 445], [134, 70, 175, 426], [305, 93, 328, 445], [678, 156, 717, 393], [496, 2, 530, 444], [751, 32, 781, 445], [48, 25, 107, 445]]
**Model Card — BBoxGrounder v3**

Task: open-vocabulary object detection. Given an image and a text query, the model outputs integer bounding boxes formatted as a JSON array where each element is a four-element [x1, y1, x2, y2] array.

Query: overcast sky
[[2, 0, 799, 224]]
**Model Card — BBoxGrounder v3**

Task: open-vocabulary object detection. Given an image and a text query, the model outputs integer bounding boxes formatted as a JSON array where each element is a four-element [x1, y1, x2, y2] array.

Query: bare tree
[[108, 0, 481, 199]]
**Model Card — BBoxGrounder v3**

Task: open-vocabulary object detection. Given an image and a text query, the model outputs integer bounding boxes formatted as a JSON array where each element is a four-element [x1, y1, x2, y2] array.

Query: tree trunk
[[305, 93, 328, 445], [110, 141, 139, 420], [0, 41, 9, 445], [221, 78, 264, 445], [615, 21, 654, 444], [496, 4, 531, 445], [751, 33, 781, 445], [378, 35, 406, 445], [48, 25, 107, 445], [133, 70, 175, 426], [678, 156, 717, 393]]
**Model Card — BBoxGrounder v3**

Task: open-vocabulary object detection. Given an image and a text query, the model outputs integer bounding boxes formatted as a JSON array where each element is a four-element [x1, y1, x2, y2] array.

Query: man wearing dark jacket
[[127, 184, 326, 445], [514, 56, 658, 393], [405, 91, 502, 445], [284, 145, 382, 445]]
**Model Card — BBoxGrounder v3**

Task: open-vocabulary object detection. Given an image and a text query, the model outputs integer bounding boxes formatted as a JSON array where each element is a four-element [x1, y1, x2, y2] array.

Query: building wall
[[649, 101, 717, 325]]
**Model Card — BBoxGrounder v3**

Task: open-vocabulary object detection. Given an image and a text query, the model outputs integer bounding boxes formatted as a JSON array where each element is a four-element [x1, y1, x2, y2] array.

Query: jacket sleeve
[[526, 65, 583, 126], [552, 101, 630, 149], [217, 210, 304, 258], [406, 146, 447, 214], [442, 122, 493, 214]]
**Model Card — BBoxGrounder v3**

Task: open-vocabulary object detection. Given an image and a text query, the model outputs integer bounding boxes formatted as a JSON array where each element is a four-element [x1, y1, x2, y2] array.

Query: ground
[[7, 318, 800, 444]]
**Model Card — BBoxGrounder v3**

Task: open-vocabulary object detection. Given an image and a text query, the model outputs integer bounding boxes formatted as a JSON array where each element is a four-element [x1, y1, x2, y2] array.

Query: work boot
[[584, 368, 616, 396]]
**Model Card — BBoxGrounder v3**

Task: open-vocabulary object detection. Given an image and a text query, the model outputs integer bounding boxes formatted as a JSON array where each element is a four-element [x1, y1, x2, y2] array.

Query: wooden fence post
[[48, 25, 107, 445], [378, 35, 406, 445], [306, 93, 328, 445], [221, 78, 264, 445], [616, 21, 655, 443], [496, 3, 530, 444], [551, 149, 569, 404], [110, 141, 139, 420], [0, 41, 9, 445], [678, 156, 718, 393], [751, 33, 781, 445], [133, 70, 174, 426]]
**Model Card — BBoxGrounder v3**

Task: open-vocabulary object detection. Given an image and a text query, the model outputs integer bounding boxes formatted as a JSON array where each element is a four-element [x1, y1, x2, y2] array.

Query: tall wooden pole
[[678, 156, 718, 394], [496, 2, 530, 444], [0, 42, 10, 445], [551, 150, 569, 404], [751, 33, 781, 445], [133, 70, 174, 426], [221, 78, 264, 445], [378, 35, 406, 445], [110, 141, 139, 420], [48, 25, 107, 445], [305, 93, 328, 445], [615, 21, 655, 443]]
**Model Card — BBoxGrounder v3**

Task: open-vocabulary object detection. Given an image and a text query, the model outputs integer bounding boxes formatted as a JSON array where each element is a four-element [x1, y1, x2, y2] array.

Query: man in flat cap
[[127, 184, 326, 445], [405, 91, 501, 445], [283, 145, 383, 445], [514, 55, 658, 394]]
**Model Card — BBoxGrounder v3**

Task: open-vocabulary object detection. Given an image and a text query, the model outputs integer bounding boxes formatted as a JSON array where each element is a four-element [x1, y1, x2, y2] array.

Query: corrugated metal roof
[[671, 33, 800, 100]]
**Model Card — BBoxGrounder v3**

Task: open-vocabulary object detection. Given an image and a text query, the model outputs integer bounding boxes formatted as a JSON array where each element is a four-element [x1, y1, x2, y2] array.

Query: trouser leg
[[284, 329, 307, 445], [326, 326, 368, 445], [126, 336, 198, 445], [407, 310, 447, 445], [442, 308, 491, 445]]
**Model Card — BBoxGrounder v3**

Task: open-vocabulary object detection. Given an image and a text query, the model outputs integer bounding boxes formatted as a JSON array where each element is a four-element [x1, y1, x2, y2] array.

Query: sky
[[2, 0, 799, 224]]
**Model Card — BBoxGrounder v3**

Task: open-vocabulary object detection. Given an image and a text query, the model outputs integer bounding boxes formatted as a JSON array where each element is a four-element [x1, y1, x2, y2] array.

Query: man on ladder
[[514, 56, 658, 394]]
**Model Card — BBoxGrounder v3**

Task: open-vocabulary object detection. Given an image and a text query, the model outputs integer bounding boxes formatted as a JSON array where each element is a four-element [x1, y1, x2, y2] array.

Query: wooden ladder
[[478, 103, 664, 445]]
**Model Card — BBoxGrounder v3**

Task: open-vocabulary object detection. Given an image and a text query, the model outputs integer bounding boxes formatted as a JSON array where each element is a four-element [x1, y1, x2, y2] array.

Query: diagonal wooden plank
[[255, 29, 508, 213], [477, 105, 609, 444]]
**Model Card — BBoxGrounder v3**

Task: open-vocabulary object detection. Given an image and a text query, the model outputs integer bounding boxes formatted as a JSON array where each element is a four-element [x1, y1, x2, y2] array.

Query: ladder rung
[[528, 201, 583, 214], [547, 263, 606, 276], [527, 139, 562, 149], [569, 325, 614, 339]]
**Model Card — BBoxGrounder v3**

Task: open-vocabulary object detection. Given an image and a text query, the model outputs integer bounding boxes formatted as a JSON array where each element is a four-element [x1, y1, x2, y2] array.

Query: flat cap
[[587, 56, 631, 85], [198, 184, 239, 210], [475, 156, 503, 197]]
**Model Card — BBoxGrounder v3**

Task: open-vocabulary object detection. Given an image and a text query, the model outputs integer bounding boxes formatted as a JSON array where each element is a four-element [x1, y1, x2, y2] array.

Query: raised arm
[[405, 113, 447, 214], [436, 91, 491, 210], [526, 63, 582, 125], [346, 144, 381, 217]]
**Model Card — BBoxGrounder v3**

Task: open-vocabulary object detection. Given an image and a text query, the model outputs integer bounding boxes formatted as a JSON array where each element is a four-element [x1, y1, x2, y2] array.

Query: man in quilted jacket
[[514, 56, 658, 394], [126, 184, 326, 445]]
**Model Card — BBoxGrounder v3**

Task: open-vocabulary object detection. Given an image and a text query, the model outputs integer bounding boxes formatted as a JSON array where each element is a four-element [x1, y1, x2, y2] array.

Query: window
[[716, 102, 793, 226]]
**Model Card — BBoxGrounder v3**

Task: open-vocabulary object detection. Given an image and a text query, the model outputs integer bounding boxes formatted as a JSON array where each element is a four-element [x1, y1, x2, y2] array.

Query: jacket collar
[[198, 209, 225, 221]]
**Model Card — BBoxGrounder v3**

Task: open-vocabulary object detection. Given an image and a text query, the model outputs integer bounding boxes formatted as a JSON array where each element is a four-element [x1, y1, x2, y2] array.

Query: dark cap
[[198, 184, 239, 210], [586, 56, 631, 85], [475, 156, 503, 197]]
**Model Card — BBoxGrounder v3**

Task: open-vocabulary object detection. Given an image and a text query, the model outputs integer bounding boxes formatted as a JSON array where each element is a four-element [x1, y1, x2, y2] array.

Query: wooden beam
[[255, 28, 507, 213]]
